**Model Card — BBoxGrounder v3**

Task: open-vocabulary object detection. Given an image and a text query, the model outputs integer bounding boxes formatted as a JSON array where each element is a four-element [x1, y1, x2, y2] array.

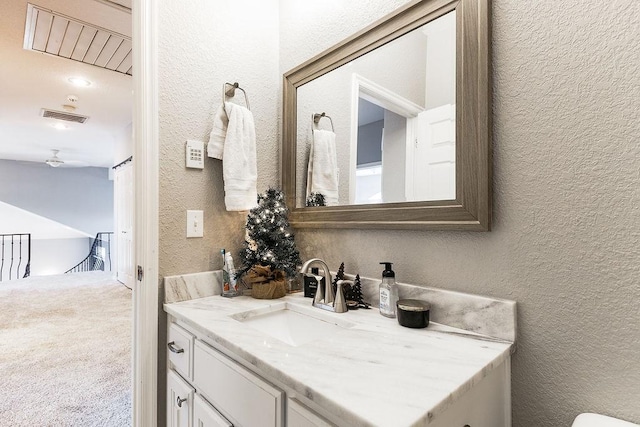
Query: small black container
[[396, 299, 430, 328]]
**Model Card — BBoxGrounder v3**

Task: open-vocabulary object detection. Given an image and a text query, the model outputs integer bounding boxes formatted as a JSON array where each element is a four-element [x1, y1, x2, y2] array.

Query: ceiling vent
[[41, 108, 89, 124], [23, 4, 132, 76]]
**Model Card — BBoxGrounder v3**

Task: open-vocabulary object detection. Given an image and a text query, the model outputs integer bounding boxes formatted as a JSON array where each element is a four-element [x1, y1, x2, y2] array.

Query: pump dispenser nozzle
[[380, 262, 395, 278]]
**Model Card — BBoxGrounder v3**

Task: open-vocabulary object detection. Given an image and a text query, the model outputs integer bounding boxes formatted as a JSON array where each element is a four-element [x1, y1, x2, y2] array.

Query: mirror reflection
[[296, 11, 456, 208]]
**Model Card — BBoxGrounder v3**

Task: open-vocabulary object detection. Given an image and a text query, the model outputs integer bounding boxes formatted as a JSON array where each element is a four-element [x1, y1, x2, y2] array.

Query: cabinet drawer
[[194, 340, 283, 427], [168, 323, 194, 380], [287, 398, 335, 427]]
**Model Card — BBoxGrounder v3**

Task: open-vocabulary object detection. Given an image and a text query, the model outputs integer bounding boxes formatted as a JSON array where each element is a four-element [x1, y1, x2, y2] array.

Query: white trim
[[349, 74, 424, 204], [349, 74, 359, 204], [132, 0, 159, 425], [23, 4, 37, 50], [354, 74, 424, 118]]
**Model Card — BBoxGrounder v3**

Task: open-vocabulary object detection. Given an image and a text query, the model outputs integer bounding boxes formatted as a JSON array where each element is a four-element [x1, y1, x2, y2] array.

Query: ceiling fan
[[45, 149, 64, 167], [45, 149, 89, 168]]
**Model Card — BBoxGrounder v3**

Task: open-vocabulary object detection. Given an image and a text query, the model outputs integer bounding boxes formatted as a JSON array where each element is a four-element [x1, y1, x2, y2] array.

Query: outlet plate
[[186, 210, 203, 238]]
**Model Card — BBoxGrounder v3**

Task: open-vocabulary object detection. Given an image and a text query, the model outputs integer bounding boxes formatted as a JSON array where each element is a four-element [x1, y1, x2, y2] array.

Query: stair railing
[[0, 233, 31, 282], [65, 232, 114, 274]]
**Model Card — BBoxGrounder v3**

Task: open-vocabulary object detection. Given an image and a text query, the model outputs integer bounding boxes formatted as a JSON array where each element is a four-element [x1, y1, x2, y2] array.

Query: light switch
[[186, 210, 203, 238]]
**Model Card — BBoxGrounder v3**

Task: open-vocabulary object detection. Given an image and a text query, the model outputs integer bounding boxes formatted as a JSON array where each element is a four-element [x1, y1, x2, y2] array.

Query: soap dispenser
[[304, 267, 324, 298], [379, 262, 398, 318]]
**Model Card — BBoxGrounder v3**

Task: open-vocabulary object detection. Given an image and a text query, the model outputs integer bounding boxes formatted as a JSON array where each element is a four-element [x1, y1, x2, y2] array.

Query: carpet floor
[[0, 271, 132, 426]]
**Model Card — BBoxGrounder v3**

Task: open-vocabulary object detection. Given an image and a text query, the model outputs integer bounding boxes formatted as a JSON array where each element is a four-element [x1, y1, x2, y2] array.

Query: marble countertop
[[165, 292, 514, 427]]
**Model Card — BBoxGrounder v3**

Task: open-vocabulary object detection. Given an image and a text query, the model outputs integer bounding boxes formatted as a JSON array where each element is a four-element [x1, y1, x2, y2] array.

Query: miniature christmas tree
[[306, 192, 326, 207], [344, 273, 356, 301], [332, 262, 346, 296], [352, 274, 370, 309], [237, 188, 301, 279], [344, 273, 369, 310]]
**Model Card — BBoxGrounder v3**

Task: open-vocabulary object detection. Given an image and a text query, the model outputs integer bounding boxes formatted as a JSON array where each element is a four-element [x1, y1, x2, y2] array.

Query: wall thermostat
[[185, 140, 204, 169]]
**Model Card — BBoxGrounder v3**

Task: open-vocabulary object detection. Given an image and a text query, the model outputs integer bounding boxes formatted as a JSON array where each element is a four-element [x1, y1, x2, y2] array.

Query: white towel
[[207, 104, 228, 160], [207, 102, 257, 211], [306, 129, 339, 205]]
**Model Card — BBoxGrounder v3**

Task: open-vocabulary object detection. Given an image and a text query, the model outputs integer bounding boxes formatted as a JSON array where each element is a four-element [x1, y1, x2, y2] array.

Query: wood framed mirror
[[282, 0, 491, 230]]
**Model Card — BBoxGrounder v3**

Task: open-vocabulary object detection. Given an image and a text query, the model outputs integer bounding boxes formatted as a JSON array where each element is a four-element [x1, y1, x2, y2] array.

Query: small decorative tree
[[305, 192, 326, 207], [237, 188, 301, 298], [331, 262, 346, 297], [350, 274, 370, 309]]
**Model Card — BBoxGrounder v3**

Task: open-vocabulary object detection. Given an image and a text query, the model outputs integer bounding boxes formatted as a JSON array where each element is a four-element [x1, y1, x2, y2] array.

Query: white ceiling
[[0, 0, 132, 168]]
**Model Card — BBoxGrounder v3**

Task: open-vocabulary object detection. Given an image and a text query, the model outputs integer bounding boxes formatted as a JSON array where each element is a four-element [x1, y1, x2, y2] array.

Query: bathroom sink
[[230, 302, 355, 347]]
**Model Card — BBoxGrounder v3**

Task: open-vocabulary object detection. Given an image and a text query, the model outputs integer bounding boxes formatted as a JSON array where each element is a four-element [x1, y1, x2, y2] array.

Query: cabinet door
[[287, 398, 335, 427], [194, 340, 283, 427], [167, 370, 194, 427], [429, 359, 511, 427], [194, 394, 233, 427]]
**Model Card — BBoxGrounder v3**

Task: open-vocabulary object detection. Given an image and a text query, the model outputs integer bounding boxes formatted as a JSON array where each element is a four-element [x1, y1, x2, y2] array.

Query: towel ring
[[312, 112, 334, 132], [222, 82, 251, 110]]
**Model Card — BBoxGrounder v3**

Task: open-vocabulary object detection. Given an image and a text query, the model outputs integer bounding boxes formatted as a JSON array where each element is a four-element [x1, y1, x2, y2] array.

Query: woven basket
[[251, 280, 287, 299], [244, 265, 287, 300]]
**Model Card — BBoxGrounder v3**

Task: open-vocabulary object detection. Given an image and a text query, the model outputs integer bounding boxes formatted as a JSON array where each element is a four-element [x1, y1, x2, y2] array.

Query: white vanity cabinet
[[168, 317, 510, 427], [165, 293, 514, 427], [167, 319, 283, 427]]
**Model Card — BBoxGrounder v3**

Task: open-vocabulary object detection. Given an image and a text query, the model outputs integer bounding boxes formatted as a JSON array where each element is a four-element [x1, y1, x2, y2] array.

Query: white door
[[412, 104, 456, 201], [114, 162, 134, 287]]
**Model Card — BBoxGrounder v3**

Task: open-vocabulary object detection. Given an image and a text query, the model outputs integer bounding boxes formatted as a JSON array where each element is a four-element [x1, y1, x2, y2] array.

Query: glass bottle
[[379, 262, 398, 318]]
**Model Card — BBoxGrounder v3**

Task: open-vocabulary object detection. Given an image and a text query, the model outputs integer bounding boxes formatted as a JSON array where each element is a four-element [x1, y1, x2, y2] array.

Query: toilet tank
[[573, 413, 639, 427]]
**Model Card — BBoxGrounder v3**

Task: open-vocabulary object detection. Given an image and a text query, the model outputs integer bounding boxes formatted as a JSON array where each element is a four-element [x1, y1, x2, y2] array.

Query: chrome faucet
[[299, 258, 347, 313]]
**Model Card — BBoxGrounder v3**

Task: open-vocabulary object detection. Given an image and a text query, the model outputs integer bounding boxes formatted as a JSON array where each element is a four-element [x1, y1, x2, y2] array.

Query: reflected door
[[412, 104, 456, 201]]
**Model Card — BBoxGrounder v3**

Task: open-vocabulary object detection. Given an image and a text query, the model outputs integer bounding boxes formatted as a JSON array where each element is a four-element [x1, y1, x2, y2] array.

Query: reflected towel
[[306, 129, 338, 205]]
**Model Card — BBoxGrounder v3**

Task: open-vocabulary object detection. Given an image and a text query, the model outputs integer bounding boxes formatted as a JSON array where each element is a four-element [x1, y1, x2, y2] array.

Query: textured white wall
[[157, 2, 280, 424], [158, 0, 280, 279], [280, 0, 640, 426]]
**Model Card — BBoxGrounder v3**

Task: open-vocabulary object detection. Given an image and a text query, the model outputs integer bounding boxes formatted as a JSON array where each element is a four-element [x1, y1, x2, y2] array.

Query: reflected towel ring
[[312, 112, 334, 132], [222, 82, 251, 119]]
